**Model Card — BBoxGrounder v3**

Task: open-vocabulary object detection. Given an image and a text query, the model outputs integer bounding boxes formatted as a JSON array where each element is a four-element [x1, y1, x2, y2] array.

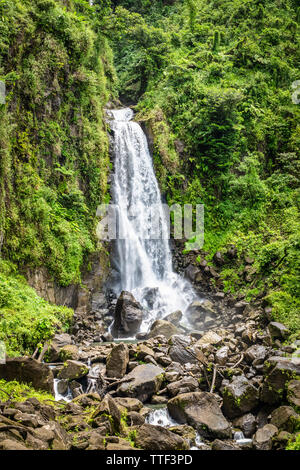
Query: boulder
[[211, 439, 241, 451], [269, 406, 299, 433], [168, 335, 199, 364], [167, 392, 232, 439], [233, 413, 257, 438], [168, 425, 196, 445], [195, 331, 222, 347], [58, 360, 89, 381], [111, 291, 143, 337], [245, 345, 267, 364], [91, 395, 122, 433], [59, 345, 79, 361], [148, 320, 178, 339], [106, 343, 129, 378], [0, 357, 54, 394], [136, 344, 155, 360], [163, 310, 183, 325], [222, 375, 259, 418], [0, 439, 29, 450], [253, 424, 278, 450], [140, 287, 160, 309], [56, 379, 69, 396], [117, 364, 164, 402], [213, 251, 225, 266], [187, 300, 217, 324], [234, 301, 248, 315], [215, 346, 229, 366], [268, 322, 290, 340], [167, 376, 199, 397], [134, 424, 189, 450], [287, 379, 300, 407], [126, 411, 145, 426], [114, 397, 143, 412], [261, 356, 300, 404], [46, 333, 73, 362], [184, 264, 201, 282]]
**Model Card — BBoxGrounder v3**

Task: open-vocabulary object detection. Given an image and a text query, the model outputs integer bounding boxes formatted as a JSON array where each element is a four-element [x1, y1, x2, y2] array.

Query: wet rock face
[[163, 310, 183, 325], [0, 357, 54, 394], [111, 291, 143, 338], [167, 392, 232, 439]]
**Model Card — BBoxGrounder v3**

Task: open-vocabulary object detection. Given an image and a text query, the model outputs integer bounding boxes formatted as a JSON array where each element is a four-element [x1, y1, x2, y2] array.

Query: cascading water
[[108, 108, 197, 334]]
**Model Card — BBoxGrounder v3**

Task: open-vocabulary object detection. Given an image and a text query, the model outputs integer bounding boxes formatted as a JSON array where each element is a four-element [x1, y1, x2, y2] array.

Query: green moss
[[0, 262, 73, 356], [0, 379, 55, 404], [286, 433, 300, 450]]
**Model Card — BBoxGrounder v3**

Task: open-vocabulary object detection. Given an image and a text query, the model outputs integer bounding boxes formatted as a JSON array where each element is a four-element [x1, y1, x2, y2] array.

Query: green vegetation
[[0, 260, 73, 356], [0, 0, 116, 356], [111, 0, 300, 336], [0, 378, 55, 403], [286, 433, 300, 450], [0, 0, 299, 359], [0, 0, 115, 287]]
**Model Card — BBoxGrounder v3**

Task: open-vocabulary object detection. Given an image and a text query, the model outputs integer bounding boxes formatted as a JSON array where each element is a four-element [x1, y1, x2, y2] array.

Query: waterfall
[[108, 108, 196, 333]]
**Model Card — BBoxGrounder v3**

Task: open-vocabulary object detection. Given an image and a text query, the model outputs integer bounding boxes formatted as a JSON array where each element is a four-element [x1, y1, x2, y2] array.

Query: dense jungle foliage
[[0, 0, 116, 354], [111, 0, 300, 335], [0, 0, 299, 355]]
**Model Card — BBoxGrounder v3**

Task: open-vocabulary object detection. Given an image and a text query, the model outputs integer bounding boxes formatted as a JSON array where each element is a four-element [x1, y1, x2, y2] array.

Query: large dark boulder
[[57, 360, 89, 381], [253, 424, 278, 450], [117, 364, 164, 402], [111, 291, 143, 337], [148, 320, 178, 339], [261, 356, 300, 404], [106, 343, 129, 378], [0, 357, 54, 394], [168, 335, 199, 364], [269, 406, 299, 433], [167, 392, 232, 439], [134, 424, 189, 450], [222, 375, 259, 419]]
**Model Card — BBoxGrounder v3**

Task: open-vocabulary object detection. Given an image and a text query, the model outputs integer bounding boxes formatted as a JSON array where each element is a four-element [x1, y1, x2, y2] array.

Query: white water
[[146, 407, 203, 450], [146, 407, 178, 427], [109, 108, 196, 333], [53, 378, 72, 402]]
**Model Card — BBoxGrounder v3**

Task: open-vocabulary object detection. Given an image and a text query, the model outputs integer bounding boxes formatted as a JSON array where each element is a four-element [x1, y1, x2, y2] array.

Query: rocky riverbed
[[0, 246, 299, 451]]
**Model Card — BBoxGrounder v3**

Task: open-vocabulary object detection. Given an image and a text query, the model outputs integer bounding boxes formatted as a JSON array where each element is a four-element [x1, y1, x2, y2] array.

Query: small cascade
[[234, 431, 253, 447], [146, 406, 203, 450], [53, 378, 72, 403], [146, 407, 178, 427]]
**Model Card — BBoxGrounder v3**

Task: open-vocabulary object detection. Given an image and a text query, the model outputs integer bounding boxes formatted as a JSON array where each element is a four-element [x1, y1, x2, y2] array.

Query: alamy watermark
[[0, 341, 6, 364], [96, 203, 204, 251], [0, 81, 5, 104], [292, 80, 300, 104]]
